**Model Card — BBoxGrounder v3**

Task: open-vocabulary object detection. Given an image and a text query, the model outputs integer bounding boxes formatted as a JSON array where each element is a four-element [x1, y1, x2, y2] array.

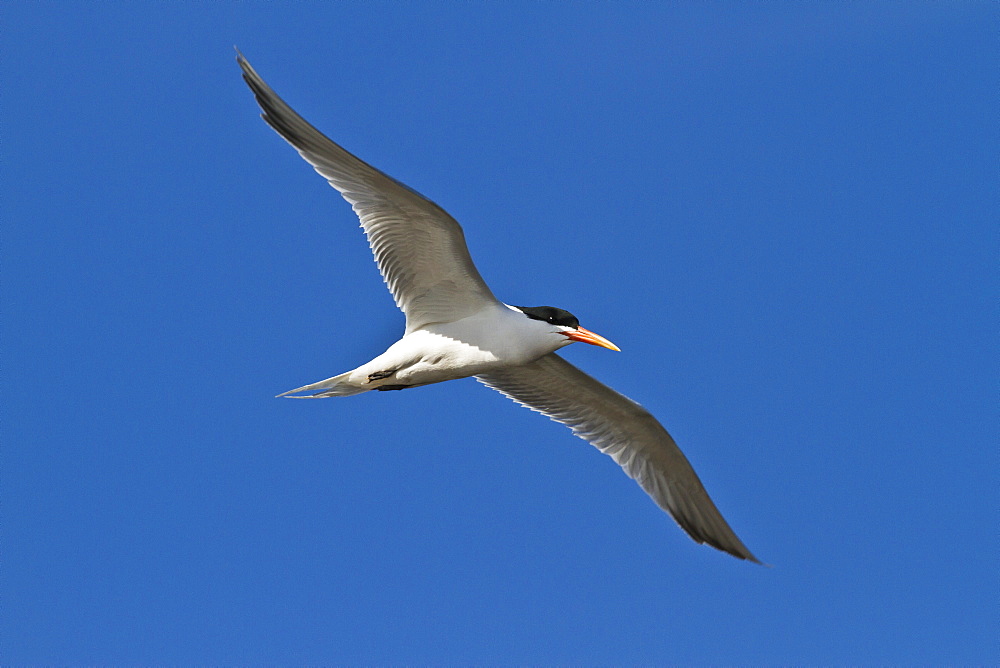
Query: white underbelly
[[356, 308, 565, 387]]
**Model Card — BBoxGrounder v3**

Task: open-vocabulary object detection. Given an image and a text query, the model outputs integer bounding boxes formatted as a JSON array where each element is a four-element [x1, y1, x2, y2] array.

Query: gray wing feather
[[238, 53, 499, 331], [478, 353, 760, 563]]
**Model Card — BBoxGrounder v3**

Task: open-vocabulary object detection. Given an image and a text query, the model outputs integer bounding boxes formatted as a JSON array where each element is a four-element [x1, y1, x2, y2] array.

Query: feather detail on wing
[[478, 353, 760, 563], [238, 53, 499, 331]]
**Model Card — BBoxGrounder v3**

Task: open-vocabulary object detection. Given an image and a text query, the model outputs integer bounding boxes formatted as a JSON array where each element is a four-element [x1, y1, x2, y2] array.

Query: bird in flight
[[238, 52, 760, 563]]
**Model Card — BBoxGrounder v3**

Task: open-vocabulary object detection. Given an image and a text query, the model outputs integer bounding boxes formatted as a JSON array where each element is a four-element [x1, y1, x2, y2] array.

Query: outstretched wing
[[478, 353, 760, 563], [239, 53, 500, 332]]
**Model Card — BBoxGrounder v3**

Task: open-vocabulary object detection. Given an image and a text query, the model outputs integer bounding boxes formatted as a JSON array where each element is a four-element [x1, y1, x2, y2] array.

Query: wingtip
[[703, 540, 765, 566], [728, 544, 767, 566], [714, 539, 765, 566]]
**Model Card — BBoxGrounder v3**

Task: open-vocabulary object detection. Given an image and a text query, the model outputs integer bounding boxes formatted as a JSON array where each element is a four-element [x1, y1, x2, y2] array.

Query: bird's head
[[513, 305, 620, 352]]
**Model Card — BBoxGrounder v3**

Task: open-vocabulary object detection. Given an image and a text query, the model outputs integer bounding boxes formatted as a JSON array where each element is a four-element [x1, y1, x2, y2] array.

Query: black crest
[[516, 306, 579, 329]]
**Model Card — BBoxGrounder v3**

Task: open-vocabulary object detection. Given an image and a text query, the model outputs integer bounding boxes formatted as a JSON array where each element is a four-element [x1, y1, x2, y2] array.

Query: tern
[[239, 53, 760, 563]]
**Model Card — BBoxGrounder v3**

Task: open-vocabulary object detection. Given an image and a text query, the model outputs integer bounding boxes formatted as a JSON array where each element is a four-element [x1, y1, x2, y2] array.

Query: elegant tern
[[238, 53, 760, 563]]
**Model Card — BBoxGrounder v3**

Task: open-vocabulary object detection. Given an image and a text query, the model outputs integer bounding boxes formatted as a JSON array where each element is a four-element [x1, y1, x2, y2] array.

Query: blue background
[[4, 3, 996, 664]]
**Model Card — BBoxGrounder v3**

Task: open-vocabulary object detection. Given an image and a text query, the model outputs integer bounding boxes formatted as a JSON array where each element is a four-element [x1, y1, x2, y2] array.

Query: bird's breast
[[425, 307, 564, 365], [378, 308, 564, 386]]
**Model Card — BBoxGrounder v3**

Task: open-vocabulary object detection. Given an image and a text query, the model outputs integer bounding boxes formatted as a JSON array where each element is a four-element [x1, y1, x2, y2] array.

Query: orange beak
[[562, 326, 621, 351]]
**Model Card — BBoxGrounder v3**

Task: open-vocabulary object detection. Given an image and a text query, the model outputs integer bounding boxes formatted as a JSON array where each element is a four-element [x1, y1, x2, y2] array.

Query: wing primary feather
[[478, 353, 762, 564], [237, 52, 499, 331]]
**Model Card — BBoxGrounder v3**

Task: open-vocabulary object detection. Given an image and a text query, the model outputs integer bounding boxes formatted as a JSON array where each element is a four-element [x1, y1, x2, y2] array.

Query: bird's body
[[281, 304, 577, 397], [238, 52, 761, 563]]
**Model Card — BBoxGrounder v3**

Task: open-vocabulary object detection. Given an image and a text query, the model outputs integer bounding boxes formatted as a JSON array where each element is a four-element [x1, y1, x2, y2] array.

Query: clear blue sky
[[4, 2, 996, 664]]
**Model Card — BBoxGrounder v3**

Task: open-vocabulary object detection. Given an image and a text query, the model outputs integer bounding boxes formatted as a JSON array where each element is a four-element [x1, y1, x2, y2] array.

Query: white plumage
[[239, 52, 760, 563]]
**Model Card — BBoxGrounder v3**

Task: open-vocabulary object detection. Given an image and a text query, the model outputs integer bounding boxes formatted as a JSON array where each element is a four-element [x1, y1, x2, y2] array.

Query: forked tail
[[276, 371, 369, 398]]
